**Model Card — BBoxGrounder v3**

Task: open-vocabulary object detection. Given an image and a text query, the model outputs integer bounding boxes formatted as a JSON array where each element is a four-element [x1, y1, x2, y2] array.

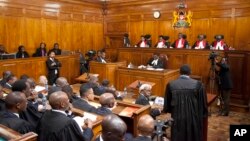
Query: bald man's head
[[5, 91, 27, 113], [102, 114, 127, 141], [137, 114, 155, 136], [49, 91, 70, 111], [99, 93, 115, 108], [56, 77, 69, 88]]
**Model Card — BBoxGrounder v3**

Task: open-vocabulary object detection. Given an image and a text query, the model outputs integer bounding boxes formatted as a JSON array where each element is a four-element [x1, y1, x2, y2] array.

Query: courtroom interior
[[0, 0, 250, 141]]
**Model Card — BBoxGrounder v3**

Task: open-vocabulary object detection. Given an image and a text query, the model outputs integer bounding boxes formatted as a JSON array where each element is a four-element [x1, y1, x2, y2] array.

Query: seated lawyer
[[37, 91, 93, 141], [0, 91, 35, 134], [95, 114, 127, 141], [147, 53, 164, 69], [135, 84, 161, 119], [96, 93, 115, 116], [0, 85, 6, 111], [3, 75, 17, 90], [132, 115, 154, 141], [0, 44, 8, 55], [16, 45, 29, 58], [192, 34, 210, 49], [96, 51, 107, 63], [72, 83, 97, 113]]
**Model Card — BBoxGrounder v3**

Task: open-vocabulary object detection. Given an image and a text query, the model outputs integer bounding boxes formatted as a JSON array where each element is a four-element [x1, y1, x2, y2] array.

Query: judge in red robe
[[136, 35, 150, 48], [192, 34, 210, 49], [171, 33, 189, 48], [211, 35, 228, 50]]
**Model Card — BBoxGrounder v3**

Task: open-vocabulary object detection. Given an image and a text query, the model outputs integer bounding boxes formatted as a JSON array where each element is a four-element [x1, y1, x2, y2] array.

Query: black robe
[[132, 136, 152, 141], [0, 99, 5, 111], [72, 98, 97, 113], [19, 101, 43, 128], [164, 76, 208, 141], [37, 110, 93, 141], [49, 49, 62, 55], [95, 107, 112, 116], [0, 111, 35, 134]]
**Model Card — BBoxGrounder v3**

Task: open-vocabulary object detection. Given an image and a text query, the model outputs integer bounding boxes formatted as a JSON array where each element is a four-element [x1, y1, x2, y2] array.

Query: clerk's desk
[[116, 67, 180, 97], [89, 61, 126, 86], [71, 84, 151, 136]]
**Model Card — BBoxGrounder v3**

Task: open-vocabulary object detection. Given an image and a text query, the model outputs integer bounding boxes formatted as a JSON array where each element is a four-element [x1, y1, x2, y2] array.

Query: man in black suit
[[215, 56, 233, 116], [0, 85, 5, 111], [96, 51, 107, 63], [132, 115, 154, 141], [96, 93, 115, 116], [34, 42, 47, 57], [46, 50, 61, 85], [49, 43, 62, 55], [72, 83, 97, 113], [95, 114, 127, 141], [147, 53, 164, 68], [3, 75, 17, 90], [12, 80, 43, 128], [135, 84, 161, 119], [37, 91, 93, 141], [0, 91, 35, 134], [0, 70, 13, 87]]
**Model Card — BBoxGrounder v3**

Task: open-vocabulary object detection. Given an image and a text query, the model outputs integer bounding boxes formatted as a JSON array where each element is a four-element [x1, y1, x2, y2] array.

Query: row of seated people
[[134, 33, 233, 50], [0, 42, 62, 59], [0, 71, 161, 141]]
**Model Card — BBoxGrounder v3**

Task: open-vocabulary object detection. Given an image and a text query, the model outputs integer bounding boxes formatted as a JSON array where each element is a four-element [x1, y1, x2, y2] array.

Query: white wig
[[139, 84, 152, 92]]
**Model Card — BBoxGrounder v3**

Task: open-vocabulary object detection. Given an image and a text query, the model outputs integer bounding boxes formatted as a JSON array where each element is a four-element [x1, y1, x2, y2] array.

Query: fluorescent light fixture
[[44, 3, 60, 9], [44, 8, 59, 12]]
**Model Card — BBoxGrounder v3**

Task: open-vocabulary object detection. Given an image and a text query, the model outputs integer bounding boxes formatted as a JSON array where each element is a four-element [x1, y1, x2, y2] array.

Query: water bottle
[[42, 95, 47, 110], [45, 83, 48, 91], [123, 87, 127, 97]]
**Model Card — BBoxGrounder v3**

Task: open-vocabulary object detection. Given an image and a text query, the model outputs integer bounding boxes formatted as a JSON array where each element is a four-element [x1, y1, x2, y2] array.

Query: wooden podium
[[116, 67, 179, 97], [89, 61, 126, 86]]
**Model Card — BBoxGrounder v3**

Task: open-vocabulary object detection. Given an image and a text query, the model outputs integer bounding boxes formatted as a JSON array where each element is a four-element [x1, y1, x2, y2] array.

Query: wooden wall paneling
[[59, 20, 72, 51], [0, 16, 5, 44], [17, 61, 36, 79], [129, 21, 143, 46], [0, 62, 18, 77], [227, 53, 244, 99], [35, 59, 47, 80], [210, 17, 233, 47], [72, 21, 84, 52], [234, 17, 250, 50], [44, 19, 59, 49], [157, 20, 174, 43], [130, 52, 142, 66], [4, 16, 24, 53], [24, 18, 43, 55], [143, 21, 158, 46], [93, 22, 104, 50]]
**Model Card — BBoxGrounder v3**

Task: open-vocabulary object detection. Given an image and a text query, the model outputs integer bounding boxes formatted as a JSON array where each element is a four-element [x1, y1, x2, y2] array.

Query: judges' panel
[[0, 55, 80, 84]]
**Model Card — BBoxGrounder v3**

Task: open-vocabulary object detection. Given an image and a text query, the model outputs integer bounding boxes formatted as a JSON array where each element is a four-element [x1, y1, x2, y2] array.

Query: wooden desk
[[71, 108, 103, 141], [71, 84, 150, 136], [0, 54, 80, 84], [116, 67, 179, 97], [89, 61, 126, 86], [0, 124, 37, 141]]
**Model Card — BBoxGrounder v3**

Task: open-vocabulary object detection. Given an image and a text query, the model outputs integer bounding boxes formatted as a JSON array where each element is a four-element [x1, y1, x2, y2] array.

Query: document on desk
[[89, 101, 101, 108], [119, 107, 139, 117]]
